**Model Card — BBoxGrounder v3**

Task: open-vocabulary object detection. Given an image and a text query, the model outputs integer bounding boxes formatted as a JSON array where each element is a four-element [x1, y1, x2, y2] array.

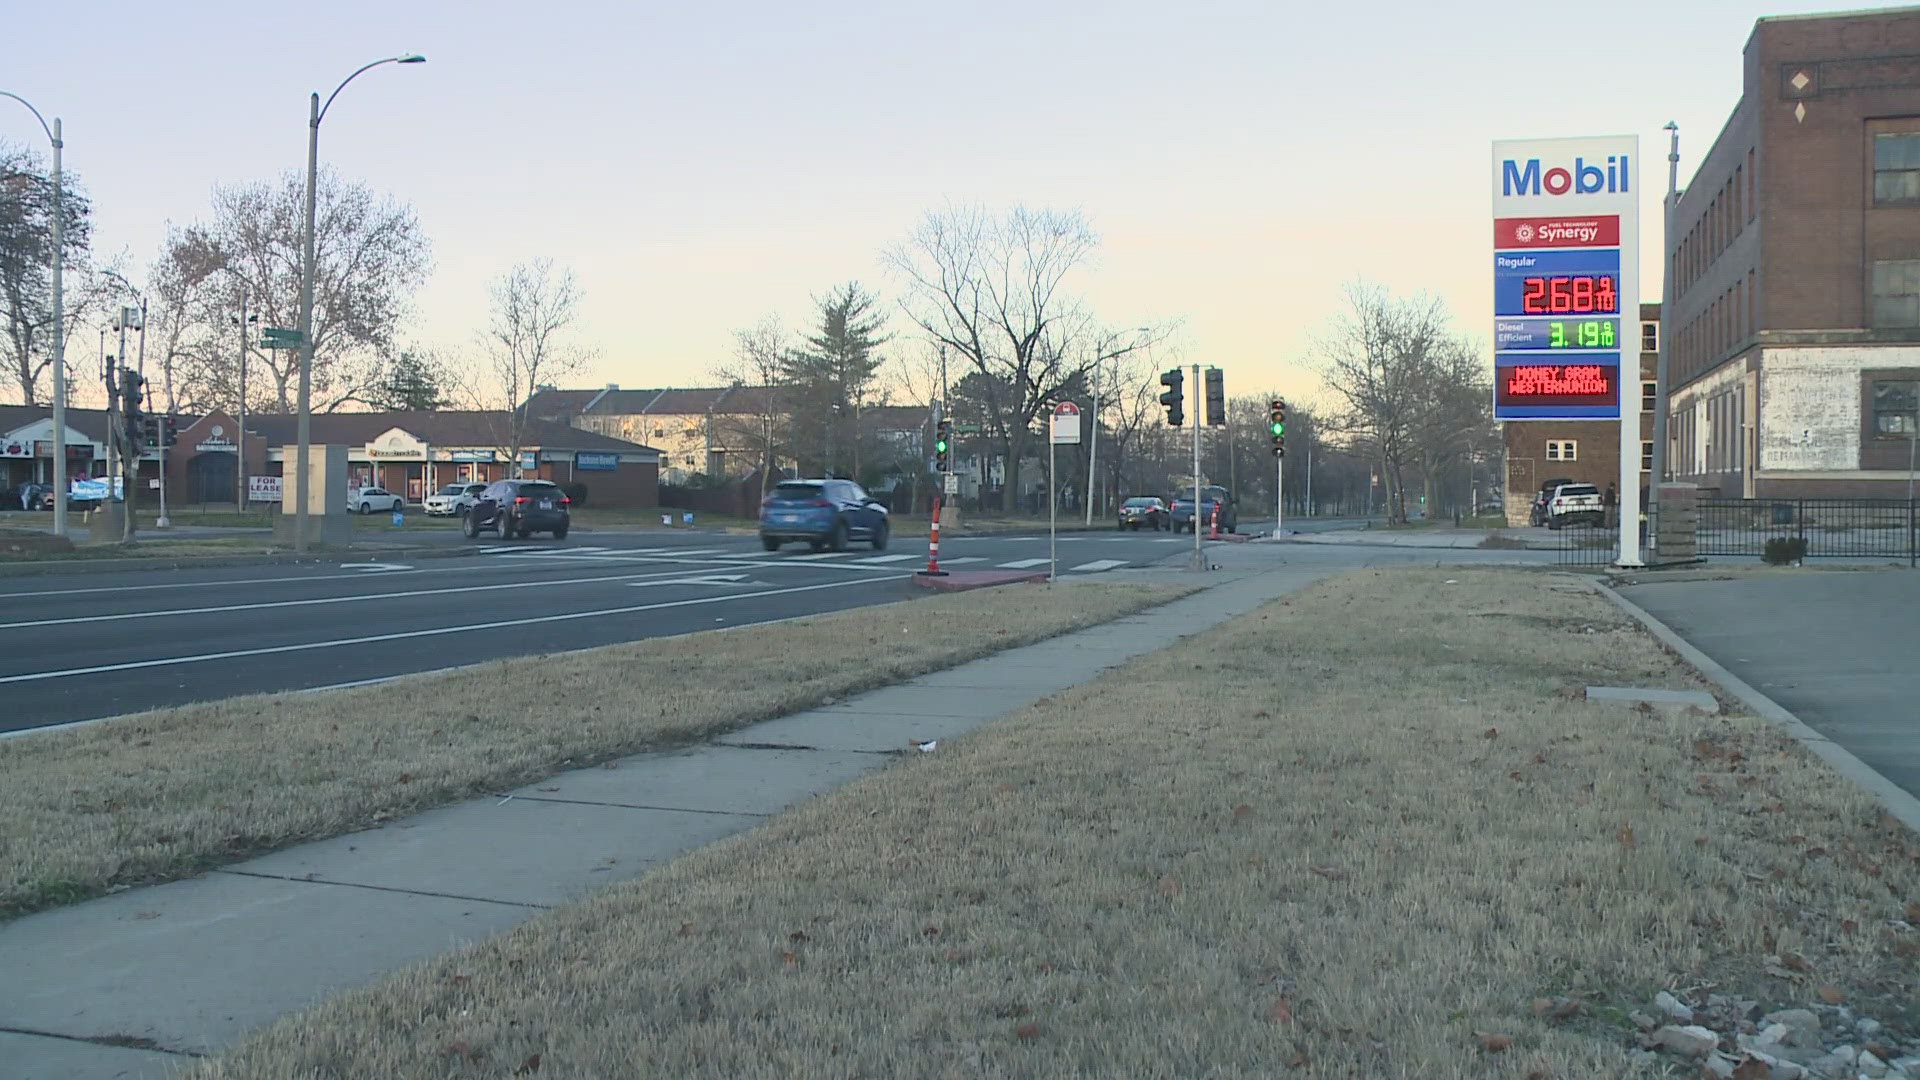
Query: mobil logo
[[1502, 155, 1630, 197]]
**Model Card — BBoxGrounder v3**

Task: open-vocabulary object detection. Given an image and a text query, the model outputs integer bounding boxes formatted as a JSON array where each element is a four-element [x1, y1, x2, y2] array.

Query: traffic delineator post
[[921, 494, 948, 576], [1209, 501, 1221, 539]]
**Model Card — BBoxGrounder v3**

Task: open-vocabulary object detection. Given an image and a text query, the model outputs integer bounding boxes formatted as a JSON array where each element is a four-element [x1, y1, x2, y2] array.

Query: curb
[[910, 569, 1049, 592], [1592, 580, 1920, 836], [0, 545, 481, 578]]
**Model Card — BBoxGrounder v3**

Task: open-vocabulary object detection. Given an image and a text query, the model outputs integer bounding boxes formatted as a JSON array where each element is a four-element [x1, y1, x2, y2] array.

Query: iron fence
[[1554, 522, 1620, 567], [1696, 499, 1918, 562]]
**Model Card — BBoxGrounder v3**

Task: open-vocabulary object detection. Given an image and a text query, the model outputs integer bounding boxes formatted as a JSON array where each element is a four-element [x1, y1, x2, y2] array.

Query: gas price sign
[[1491, 137, 1636, 421]]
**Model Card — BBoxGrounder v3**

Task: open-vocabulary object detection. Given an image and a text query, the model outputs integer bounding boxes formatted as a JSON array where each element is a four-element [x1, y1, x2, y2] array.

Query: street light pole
[[1, 94, 66, 537], [1650, 121, 1679, 554], [296, 53, 426, 553]]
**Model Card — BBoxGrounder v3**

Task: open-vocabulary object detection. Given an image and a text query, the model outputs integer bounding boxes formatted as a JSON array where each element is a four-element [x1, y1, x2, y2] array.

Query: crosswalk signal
[[1204, 367, 1226, 427], [120, 368, 146, 450], [934, 419, 952, 472], [1158, 368, 1184, 427], [1269, 398, 1287, 457]]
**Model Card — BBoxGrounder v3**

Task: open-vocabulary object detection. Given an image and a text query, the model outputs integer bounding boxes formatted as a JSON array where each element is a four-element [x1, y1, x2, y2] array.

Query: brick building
[[1667, 6, 1920, 497], [1503, 303, 1659, 524]]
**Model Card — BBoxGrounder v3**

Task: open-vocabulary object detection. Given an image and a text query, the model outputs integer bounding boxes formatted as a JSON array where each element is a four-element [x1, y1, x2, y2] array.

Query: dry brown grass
[[0, 582, 1188, 919], [183, 568, 1920, 1078]]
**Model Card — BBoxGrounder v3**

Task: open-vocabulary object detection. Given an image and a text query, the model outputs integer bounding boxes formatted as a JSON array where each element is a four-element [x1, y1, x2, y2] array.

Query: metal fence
[[1554, 522, 1620, 567], [1696, 498, 1918, 562]]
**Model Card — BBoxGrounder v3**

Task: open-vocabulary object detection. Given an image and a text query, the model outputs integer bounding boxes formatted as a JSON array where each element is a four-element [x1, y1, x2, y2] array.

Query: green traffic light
[[935, 439, 949, 453], [1269, 422, 1284, 436]]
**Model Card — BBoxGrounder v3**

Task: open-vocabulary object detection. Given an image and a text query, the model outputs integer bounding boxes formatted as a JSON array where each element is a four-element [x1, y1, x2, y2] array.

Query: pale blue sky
[[1, 0, 1892, 405]]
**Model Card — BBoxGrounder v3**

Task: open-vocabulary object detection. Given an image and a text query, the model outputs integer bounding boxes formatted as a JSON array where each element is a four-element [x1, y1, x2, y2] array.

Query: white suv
[[1546, 483, 1605, 529], [424, 482, 487, 517]]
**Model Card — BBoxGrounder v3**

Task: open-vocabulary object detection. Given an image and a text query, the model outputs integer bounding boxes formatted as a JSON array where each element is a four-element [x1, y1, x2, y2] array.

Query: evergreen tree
[[780, 282, 890, 476], [370, 349, 447, 411]]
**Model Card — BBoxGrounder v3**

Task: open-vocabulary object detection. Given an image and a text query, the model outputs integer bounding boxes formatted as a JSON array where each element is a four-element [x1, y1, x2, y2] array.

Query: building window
[[1545, 440, 1577, 462], [1642, 381, 1657, 413], [1640, 321, 1659, 353], [1872, 379, 1919, 436], [1641, 440, 1654, 472], [1875, 133, 1920, 204], [1873, 260, 1920, 327]]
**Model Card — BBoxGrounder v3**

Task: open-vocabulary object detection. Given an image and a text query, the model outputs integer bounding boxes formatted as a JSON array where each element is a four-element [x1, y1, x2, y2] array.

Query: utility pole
[[1189, 362, 1203, 571], [1084, 356, 1100, 527], [236, 286, 250, 507], [1649, 121, 1680, 556]]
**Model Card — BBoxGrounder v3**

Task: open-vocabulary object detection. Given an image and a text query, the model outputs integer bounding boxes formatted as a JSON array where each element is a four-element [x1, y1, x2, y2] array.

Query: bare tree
[[158, 168, 429, 414], [886, 205, 1114, 512], [711, 314, 792, 488], [466, 259, 594, 475], [1312, 281, 1457, 524], [1, 142, 95, 405]]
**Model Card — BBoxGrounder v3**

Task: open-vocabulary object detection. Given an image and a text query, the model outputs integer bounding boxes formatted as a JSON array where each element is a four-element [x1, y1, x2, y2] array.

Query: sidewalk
[[1, 563, 1329, 1079], [1271, 526, 1553, 549]]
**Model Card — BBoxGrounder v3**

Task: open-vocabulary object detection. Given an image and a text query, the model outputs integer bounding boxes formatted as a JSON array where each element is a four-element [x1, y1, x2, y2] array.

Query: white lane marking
[[1067, 559, 1129, 572], [341, 562, 413, 572], [0, 575, 913, 687], [784, 552, 848, 561], [852, 553, 918, 564], [627, 574, 755, 587], [0, 565, 768, 631], [937, 556, 986, 565], [997, 558, 1050, 568]]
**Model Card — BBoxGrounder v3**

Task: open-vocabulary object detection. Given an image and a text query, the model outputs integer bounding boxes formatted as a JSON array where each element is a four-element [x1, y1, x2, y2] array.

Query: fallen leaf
[[1779, 951, 1810, 972], [1285, 1050, 1309, 1069], [788, 931, 809, 944], [1841, 918, 1859, 934], [1804, 846, 1828, 859], [678, 921, 695, 937], [1731, 1057, 1770, 1080], [1158, 875, 1181, 897], [781, 951, 798, 967], [1528, 997, 1554, 1017], [1483, 727, 1499, 739], [1307, 866, 1349, 882], [1014, 1022, 1042, 1040], [1268, 996, 1293, 1024], [514, 1053, 542, 1075], [1616, 823, 1636, 850], [1477, 1032, 1513, 1052], [1907, 900, 1920, 922], [396, 772, 412, 784], [449, 974, 470, 985], [1816, 985, 1846, 1004], [1233, 804, 1252, 821], [922, 925, 941, 938]]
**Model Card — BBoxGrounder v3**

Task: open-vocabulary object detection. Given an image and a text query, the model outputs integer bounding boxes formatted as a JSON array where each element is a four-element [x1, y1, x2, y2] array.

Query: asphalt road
[[0, 527, 1216, 733]]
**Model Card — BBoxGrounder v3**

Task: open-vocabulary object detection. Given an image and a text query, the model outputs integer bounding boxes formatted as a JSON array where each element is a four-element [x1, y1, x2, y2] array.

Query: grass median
[[187, 567, 1920, 1078], [0, 581, 1189, 920]]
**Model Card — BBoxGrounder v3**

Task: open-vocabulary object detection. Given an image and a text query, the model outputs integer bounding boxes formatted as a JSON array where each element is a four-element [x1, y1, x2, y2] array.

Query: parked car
[[1117, 496, 1168, 531], [1545, 482, 1605, 529], [462, 479, 571, 540], [10, 482, 51, 510], [349, 486, 406, 514], [1169, 485, 1237, 534], [1528, 477, 1573, 526], [758, 478, 889, 552], [424, 482, 488, 517]]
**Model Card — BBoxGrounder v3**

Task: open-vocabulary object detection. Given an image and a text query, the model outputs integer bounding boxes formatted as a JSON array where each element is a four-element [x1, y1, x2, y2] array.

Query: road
[[0, 527, 1216, 733]]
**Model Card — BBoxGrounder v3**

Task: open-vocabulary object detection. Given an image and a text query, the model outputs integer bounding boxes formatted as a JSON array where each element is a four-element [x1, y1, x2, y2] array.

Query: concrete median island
[[175, 568, 1920, 1078], [0, 582, 1190, 921]]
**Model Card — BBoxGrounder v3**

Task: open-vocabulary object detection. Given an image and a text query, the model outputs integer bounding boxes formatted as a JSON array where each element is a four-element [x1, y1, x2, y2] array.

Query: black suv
[[464, 479, 571, 540]]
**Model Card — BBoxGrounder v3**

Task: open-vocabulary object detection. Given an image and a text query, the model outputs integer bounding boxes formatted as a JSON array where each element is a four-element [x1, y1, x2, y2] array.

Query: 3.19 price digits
[[1521, 274, 1618, 315]]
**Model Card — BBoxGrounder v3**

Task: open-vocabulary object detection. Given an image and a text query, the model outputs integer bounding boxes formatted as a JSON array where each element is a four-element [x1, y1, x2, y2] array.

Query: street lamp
[[1, 92, 67, 538], [295, 53, 425, 552]]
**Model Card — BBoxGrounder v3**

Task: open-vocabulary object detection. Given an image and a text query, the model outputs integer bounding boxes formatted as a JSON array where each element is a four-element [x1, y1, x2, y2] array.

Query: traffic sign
[[1050, 400, 1082, 445], [260, 327, 304, 350], [943, 472, 960, 494]]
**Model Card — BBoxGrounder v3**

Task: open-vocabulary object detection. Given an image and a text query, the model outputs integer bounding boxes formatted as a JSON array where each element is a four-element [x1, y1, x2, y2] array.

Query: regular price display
[[1521, 274, 1618, 315]]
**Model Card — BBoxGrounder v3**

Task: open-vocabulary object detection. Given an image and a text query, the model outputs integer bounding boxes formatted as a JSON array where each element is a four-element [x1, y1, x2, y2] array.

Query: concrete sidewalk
[[1271, 526, 1552, 549], [1, 564, 1328, 1079]]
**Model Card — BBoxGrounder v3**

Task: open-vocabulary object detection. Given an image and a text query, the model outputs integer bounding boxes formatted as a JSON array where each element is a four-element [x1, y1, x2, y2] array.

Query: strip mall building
[[0, 407, 661, 508]]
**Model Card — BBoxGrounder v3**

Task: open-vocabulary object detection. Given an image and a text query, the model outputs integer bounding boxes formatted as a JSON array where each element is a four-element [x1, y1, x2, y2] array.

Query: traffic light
[[1158, 368, 1184, 427], [934, 419, 952, 472], [1204, 367, 1225, 427], [161, 414, 179, 448], [1269, 398, 1287, 457], [139, 416, 160, 449], [120, 368, 145, 449]]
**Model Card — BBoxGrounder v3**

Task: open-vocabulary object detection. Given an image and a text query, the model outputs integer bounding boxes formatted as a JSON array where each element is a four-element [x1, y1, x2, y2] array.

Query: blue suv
[[759, 479, 889, 552]]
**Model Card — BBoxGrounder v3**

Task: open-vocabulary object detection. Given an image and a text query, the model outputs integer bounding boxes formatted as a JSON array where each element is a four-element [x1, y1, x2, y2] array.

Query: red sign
[[1496, 363, 1617, 407], [1493, 215, 1619, 249]]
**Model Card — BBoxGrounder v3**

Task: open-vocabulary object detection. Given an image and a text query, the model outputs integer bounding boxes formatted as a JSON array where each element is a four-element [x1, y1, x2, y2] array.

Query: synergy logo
[[1501, 156, 1630, 197], [1494, 216, 1619, 249]]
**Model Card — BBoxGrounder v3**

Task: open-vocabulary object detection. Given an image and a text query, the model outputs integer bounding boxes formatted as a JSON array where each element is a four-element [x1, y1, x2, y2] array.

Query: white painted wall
[[1756, 345, 1920, 471]]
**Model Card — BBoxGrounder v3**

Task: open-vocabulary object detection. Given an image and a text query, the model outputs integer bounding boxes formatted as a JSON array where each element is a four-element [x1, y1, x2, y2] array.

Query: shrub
[[562, 482, 588, 507], [1762, 536, 1808, 565]]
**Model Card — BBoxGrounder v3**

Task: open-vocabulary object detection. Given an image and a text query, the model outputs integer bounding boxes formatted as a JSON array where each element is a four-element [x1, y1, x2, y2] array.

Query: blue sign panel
[[1493, 249, 1622, 318], [575, 452, 618, 471]]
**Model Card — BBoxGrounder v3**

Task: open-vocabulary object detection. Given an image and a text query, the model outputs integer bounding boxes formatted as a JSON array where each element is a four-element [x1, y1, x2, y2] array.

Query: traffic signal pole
[[1189, 363, 1203, 572], [1276, 453, 1283, 535]]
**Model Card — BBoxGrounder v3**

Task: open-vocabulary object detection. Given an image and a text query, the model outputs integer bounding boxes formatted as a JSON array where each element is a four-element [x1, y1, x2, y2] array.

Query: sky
[[1, 0, 1896, 410]]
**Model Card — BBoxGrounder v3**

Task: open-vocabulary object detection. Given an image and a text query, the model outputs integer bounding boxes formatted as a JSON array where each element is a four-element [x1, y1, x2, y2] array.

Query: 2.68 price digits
[[1521, 274, 1618, 315]]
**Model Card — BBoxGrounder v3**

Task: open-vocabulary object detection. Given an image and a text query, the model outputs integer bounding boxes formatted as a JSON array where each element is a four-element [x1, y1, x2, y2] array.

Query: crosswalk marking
[[1068, 559, 1129, 572], [997, 558, 1050, 568], [938, 556, 986, 565], [853, 553, 919, 564], [786, 552, 845, 561]]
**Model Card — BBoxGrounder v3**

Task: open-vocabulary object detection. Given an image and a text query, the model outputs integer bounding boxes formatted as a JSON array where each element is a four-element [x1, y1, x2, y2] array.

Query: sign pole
[[1048, 438, 1057, 581], [1276, 453, 1284, 535]]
